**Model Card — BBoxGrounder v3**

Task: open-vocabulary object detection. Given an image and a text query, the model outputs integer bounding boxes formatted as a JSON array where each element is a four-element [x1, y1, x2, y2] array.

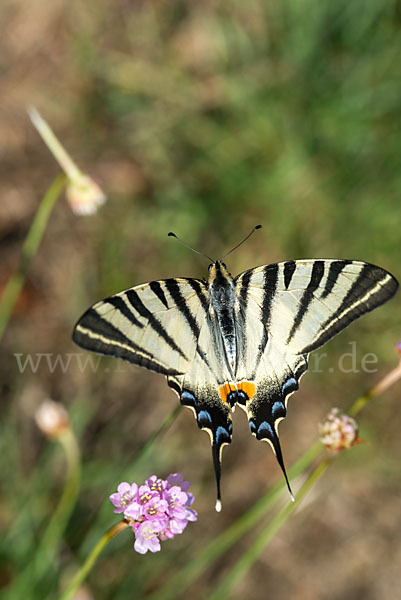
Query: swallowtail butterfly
[[73, 228, 398, 510]]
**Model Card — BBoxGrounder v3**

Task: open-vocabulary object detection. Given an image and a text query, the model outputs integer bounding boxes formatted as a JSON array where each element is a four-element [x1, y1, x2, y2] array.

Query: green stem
[[59, 521, 129, 600], [348, 359, 401, 417], [5, 425, 81, 598], [35, 429, 81, 578], [0, 174, 66, 340]]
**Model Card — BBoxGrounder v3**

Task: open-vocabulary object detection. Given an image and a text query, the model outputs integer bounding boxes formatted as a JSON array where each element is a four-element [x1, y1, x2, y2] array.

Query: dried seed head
[[319, 407, 359, 453], [35, 399, 70, 438]]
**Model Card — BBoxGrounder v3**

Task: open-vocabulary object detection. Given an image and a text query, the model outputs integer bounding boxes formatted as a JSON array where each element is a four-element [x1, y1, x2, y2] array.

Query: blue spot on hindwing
[[197, 410, 212, 428], [281, 377, 298, 397], [257, 421, 274, 438], [272, 401, 286, 420], [181, 390, 196, 407], [215, 426, 231, 446]]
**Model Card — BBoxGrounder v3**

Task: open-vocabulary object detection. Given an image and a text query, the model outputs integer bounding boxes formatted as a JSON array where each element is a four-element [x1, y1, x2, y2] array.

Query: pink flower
[[134, 519, 165, 554], [166, 473, 190, 491], [143, 496, 169, 522], [109, 482, 138, 514], [109, 473, 197, 554], [146, 475, 167, 494]]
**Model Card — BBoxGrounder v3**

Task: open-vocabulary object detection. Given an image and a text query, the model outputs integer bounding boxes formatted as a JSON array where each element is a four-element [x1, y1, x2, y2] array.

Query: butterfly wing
[[73, 276, 233, 507], [73, 277, 209, 376], [234, 260, 398, 493]]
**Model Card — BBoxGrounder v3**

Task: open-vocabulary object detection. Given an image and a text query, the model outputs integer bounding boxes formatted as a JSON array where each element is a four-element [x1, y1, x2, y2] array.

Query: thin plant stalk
[[35, 429, 81, 578], [8, 424, 81, 598], [59, 521, 129, 600], [28, 108, 81, 180], [0, 174, 66, 340]]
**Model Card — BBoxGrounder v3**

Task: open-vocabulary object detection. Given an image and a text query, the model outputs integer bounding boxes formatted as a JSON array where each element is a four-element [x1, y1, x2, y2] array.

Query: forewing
[[235, 259, 398, 359], [73, 277, 208, 377]]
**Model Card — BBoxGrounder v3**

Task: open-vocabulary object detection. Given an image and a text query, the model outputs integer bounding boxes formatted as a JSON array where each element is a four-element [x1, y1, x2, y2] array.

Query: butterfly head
[[208, 260, 232, 283]]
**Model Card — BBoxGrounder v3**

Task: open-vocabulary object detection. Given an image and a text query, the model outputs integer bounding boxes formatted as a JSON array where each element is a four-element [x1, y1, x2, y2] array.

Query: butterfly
[[72, 227, 398, 510]]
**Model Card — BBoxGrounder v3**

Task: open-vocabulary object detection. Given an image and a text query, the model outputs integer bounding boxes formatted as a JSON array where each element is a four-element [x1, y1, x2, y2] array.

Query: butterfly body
[[73, 257, 398, 509]]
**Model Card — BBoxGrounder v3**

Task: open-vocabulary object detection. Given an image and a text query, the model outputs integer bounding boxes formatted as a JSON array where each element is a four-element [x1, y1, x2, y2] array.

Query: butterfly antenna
[[212, 443, 223, 512], [168, 232, 213, 262], [221, 224, 262, 260]]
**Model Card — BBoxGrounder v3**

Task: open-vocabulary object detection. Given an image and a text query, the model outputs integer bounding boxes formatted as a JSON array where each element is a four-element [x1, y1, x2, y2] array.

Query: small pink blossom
[[143, 496, 169, 522], [109, 473, 197, 554], [134, 520, 164, 554], [109, 482, 138, 514], [167, 473, 190, 492]]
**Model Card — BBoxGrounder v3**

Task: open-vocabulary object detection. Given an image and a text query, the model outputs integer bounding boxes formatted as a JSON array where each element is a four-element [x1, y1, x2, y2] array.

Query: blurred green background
[[1, 0, 401, 598]]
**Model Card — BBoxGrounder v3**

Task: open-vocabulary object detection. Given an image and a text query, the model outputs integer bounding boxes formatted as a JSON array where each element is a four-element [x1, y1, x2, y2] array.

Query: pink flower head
[[109, 482, 138, 514], [110, 473, 198, 554], [319, 408, 359, 453]]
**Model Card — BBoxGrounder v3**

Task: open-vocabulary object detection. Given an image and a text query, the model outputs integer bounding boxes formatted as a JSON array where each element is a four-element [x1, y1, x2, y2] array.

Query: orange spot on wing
[[219, 383, 236, 403], [238, 381, 255, 400]]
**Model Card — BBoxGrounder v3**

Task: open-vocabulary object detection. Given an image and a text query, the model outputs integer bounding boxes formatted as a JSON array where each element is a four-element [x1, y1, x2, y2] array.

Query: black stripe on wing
[[105, 297, 144, 328], [286, 260, 325, 344], [187, 278, 210, 313], [149, 280, 169, 308], [252, 264, 279, 375], [238, 269, 252, 311], [283, 260, 296, 289], [126, 289, 187, 359], [165, 278, 211, 368], [320, 260, 351, 299], [303, 263, 398, 353], [73, 308, 182, 375]]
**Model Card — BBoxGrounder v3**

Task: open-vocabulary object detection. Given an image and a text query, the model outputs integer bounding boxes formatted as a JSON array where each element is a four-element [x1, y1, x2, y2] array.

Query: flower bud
[[35, 399, 70, 438], [318, 407, 359, 453], [66, 174, 106, 215]]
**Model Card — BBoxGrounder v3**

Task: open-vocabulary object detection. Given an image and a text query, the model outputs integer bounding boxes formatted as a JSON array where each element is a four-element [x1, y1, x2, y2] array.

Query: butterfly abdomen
[[209, 261, 237, 372]]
